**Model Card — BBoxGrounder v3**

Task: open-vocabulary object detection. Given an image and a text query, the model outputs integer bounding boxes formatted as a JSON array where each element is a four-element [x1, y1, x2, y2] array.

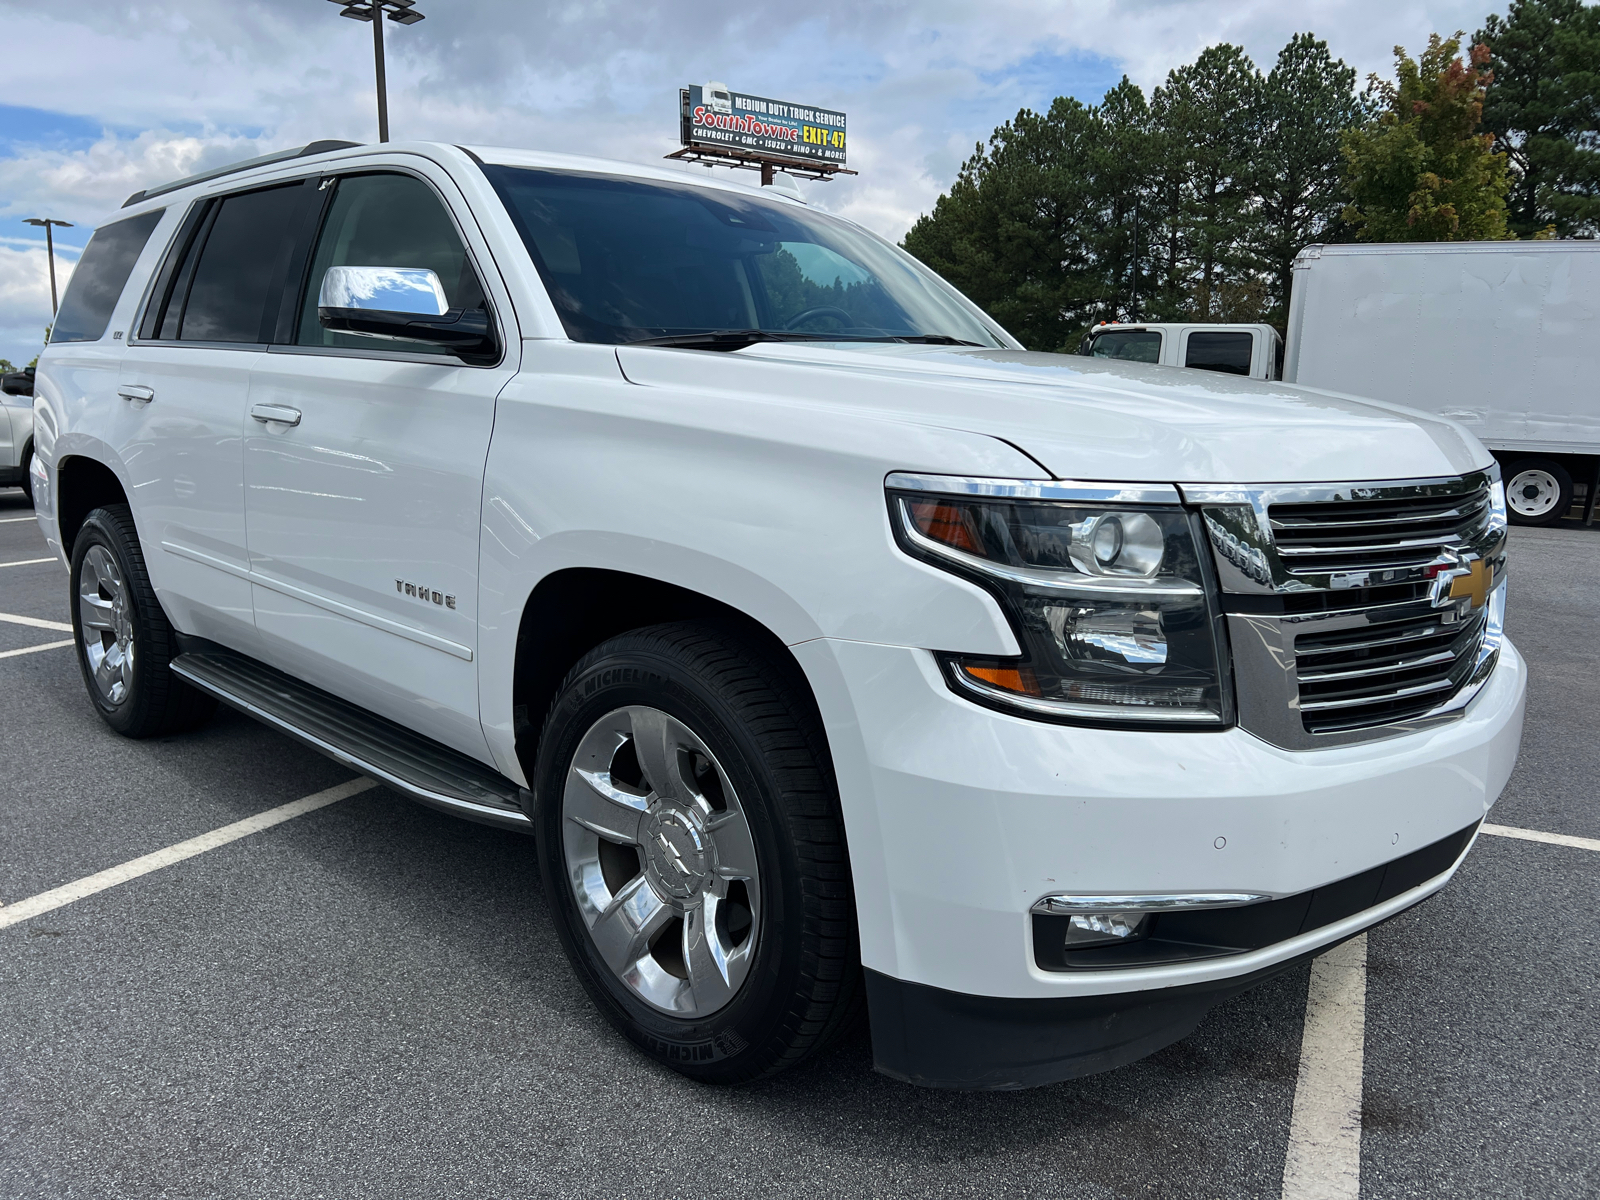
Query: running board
[[171, 649, 532, 832]]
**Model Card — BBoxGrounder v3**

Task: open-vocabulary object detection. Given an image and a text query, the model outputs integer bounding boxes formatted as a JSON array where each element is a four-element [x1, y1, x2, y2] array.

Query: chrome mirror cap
[[318, 265, 448, 317]]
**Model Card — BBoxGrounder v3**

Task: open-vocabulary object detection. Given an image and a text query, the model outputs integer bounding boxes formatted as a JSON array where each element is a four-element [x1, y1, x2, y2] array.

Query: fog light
[[1064, 911, 1149, 948]]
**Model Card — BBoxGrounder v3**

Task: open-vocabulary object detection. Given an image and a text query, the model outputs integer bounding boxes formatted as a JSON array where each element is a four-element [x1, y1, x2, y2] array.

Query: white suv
[[30, 140, 1525, 1090]]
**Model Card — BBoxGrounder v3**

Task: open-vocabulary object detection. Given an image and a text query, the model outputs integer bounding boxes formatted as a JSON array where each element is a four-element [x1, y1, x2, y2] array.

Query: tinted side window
[[1184, 331, 1253, 376], [176, 184, 307, 344], [296, 173, 484, 355], [49, 210, 164, 343], [1090, 330, 1162, 363]]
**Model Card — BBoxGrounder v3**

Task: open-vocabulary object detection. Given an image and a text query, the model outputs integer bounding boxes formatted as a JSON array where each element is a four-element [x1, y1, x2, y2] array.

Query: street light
[[327, 0, 426, 144], [23, 218, 73, 315]]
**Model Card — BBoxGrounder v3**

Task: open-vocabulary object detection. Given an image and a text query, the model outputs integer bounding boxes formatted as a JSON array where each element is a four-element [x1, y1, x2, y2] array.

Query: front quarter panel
[[476, 339, 1042, 781]]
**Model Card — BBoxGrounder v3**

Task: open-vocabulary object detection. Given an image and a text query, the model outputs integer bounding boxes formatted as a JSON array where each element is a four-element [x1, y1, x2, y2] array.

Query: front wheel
[[532, 622, 860, 1084], [1503, 457, 1573, 526]]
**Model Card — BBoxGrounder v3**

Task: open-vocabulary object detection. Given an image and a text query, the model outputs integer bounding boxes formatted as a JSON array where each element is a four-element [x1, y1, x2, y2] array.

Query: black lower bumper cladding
[[868, 821, 1480, 1090]]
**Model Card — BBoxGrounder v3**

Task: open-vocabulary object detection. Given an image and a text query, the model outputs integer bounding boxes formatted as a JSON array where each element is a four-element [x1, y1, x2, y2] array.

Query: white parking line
[[1482, 822, 1600, 853], [0, 778, 377, 930], [0, 611, 72, 632], [0, 639, 73, 659], [0, 557, 54, 568], [0, 515, 38, 523], [1282, 933, 1367, 1200]]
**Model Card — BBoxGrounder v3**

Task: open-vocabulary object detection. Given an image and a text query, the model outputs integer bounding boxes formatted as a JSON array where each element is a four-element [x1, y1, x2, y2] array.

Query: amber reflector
[[908, 501, 983, 554], [962, 663, 1042, 695]]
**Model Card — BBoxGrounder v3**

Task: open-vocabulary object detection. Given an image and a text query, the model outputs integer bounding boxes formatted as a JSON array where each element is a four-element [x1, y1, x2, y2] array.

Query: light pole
[[24, 218, 73, 315], [328, 0, 426, 143]]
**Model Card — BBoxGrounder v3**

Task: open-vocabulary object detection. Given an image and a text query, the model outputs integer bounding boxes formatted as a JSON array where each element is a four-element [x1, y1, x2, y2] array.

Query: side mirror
[[1, 369, 33, 397], [316, 266, 495, 360]]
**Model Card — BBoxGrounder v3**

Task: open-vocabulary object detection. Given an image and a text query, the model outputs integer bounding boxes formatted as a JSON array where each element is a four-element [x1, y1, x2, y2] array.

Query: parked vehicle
[[1081, 322, 1282, 381], [0, 366, 36, 500], [1285, 241, 1600, 526], [30, 141, 1525, 1090]]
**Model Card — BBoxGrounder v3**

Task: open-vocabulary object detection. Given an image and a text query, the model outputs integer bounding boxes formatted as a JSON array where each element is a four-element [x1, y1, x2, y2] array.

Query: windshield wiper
[[627, 329, 989, 352]]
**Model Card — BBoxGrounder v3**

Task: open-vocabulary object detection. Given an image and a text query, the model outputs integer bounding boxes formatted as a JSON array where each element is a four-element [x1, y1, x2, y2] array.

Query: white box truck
[[1285, 241, 1600, 526]]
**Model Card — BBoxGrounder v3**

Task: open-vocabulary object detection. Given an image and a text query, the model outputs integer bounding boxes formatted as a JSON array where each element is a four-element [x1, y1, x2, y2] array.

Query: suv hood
[[615, 342, 1490, 484]]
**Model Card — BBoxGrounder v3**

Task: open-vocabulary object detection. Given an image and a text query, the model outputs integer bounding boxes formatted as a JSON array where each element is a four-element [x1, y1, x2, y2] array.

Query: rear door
[[243, 165, 517, 758], [119, 180, 317, 649]]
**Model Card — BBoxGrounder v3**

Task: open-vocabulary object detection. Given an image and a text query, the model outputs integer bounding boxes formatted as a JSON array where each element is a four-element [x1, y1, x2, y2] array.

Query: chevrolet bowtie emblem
[[1443, 559, 1491, 610]]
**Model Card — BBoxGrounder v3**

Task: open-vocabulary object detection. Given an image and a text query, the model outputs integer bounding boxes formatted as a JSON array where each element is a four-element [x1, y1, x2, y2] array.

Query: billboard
[[680, 83, 847, 168]]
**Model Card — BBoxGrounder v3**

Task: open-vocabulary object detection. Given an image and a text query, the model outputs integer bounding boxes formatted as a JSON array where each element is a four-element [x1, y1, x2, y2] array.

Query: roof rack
[[121, 140, 363, 208]]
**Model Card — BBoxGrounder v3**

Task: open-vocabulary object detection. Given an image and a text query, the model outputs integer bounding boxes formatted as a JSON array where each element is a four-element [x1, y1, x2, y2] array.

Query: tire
[[70, 505, 215, 737], [1503, 457, 1573, 527], [532, 621, 861, 1084], [19, 443, 32, 504]]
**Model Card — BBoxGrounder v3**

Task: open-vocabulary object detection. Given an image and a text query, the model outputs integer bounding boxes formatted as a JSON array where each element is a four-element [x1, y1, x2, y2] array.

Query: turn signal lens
[[907, 501, 983, 554], [959, 663, 1042, 696]]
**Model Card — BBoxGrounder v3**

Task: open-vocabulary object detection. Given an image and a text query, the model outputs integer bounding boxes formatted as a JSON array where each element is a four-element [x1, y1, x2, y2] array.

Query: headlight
[[889, 482, 1232, 726]]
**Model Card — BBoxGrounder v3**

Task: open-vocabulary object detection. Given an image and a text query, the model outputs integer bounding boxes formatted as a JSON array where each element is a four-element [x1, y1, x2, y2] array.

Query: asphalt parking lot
[[1, 486, 1596, 1200]]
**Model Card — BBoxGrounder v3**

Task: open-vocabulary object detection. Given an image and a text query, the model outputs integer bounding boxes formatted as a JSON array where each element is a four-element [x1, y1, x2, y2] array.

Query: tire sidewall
[[534, 642, 809, 1077], [70, 509, 150, 734]]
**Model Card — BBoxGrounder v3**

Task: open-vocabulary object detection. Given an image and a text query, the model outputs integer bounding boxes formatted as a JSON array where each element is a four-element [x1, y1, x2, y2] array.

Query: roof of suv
[[116, 139, 810, 223]]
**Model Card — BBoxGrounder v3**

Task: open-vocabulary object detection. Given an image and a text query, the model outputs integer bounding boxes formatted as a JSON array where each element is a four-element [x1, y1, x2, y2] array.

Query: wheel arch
[[511, 567, 835, 788], [56, 453, 131, 556]]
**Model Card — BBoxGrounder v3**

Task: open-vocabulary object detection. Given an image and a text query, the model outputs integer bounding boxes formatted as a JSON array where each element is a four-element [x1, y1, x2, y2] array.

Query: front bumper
[[794, 634, 1526, 1086]]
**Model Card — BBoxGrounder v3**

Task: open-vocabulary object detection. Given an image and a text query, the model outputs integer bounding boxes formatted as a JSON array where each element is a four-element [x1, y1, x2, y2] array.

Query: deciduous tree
[[1342, 34, 1513, 241]]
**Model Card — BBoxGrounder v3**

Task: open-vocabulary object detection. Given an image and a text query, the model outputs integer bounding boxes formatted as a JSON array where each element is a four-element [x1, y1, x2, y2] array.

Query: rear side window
[[49, 210, 163, 343], [144, 183, 309, 345], [1184, 331, 1253, 376], [1089, 329, 1162, 363]]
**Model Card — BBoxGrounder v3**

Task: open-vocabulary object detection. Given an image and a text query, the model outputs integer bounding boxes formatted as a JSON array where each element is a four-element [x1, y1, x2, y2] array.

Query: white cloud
[[0, 0, 1499, 363]]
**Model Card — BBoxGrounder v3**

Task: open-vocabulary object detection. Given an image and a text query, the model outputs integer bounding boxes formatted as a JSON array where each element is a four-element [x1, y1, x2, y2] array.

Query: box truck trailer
[[1285, 241, 1600, 526]]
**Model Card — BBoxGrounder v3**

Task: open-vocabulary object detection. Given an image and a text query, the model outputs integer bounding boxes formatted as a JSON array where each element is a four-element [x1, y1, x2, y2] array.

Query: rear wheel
[[1503, 457, 1573, 526], [533, 621, 860, 1083], [70, 505, 215, 737], [19, 443, 33, 504]]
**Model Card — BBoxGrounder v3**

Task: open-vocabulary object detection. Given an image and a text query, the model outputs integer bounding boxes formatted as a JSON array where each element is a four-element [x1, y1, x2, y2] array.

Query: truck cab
[[1081, 322, 1283, 381]]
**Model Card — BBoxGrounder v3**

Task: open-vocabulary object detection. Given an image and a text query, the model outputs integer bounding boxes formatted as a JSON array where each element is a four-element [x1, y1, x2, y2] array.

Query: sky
[[0, 0, 1503, 367]]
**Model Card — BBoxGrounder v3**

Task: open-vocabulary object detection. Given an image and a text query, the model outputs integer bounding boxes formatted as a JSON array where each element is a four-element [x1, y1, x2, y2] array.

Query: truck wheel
[[1503, 458, 1572, 526], [19, 443, 32, 504], [532, 621, 860, 1084], [70, 505, 215, 737]]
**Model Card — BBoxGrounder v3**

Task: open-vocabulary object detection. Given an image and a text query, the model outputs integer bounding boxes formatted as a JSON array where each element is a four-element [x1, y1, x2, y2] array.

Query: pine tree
[[1149, 45, 1262, 320], [1249, 34, 1370, 322], [1342, 34, 1513, 241], [1477, 0, 1600, 237]]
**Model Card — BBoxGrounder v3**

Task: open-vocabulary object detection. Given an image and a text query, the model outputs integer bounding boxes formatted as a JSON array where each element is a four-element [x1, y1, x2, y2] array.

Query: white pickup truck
[[1081, 322, 1283, 381], [26, 140, 1525, 1090]]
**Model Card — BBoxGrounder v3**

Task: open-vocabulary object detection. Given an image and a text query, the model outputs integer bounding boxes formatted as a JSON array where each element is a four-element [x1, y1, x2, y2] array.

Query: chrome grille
[[1268, 483, 1493, 579], [1184, 469, 1506, 751], [1294, 607, 1489, 734]]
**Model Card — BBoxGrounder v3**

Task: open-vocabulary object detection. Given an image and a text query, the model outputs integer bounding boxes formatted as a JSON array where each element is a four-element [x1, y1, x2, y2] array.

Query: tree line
[[900, 0, 1600, 352]]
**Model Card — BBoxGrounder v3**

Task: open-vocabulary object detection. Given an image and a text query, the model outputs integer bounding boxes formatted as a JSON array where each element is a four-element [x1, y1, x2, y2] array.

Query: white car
[[30, 140, 1525, 1090], [0, 367, 36, 500]]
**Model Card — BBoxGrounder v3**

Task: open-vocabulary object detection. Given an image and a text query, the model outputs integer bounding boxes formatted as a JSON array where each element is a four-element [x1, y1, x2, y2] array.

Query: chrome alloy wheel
[[78, 544, 135, 706], [562, 706, 761, 1016], [1507, 467, 1561, 519]]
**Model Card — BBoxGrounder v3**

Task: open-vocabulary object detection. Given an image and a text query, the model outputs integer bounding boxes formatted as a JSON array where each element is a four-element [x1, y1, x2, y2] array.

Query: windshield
[[483, 165, 1006, 347]]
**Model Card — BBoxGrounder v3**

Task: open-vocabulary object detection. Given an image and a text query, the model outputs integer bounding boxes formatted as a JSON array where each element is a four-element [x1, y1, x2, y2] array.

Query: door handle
[[117, 385, 155, 403], [250, 403, 302, 427]]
